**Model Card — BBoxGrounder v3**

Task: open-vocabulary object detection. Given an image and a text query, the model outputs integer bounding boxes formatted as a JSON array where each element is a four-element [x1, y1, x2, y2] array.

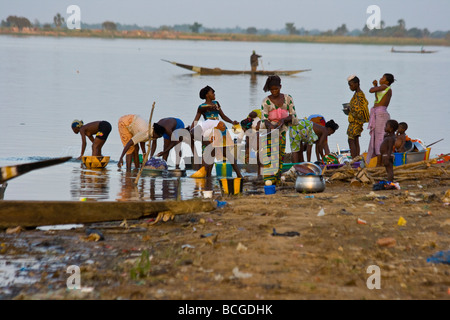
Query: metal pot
[[342, 103, 350, 115], [295, 175, 326, 193], [294, 162, 323, 176]]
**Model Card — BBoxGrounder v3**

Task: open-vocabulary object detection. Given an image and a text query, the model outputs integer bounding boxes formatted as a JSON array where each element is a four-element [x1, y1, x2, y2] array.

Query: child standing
[[379, 119, 399, 181]]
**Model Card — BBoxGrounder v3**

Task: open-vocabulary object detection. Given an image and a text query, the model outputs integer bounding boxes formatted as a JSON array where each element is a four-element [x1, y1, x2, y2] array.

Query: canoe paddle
[[0, 156, 72, 183], [135, 102, 156, 184]]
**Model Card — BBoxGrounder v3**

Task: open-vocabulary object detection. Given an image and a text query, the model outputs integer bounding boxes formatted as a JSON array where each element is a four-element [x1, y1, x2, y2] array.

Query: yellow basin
[[82, 156, 110, 169]]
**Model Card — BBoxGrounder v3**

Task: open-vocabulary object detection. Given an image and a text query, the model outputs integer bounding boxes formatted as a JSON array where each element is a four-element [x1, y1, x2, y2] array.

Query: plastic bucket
[[219, 178, 242, 195], [215, 162, 232, 177], [264, 185, 276, 195], [393, 152, 407, 166], [425, 148, 431, 160]]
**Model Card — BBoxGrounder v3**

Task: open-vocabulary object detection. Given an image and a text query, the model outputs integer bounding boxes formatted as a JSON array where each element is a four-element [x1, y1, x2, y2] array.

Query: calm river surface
[[0, 36, 448, 200]]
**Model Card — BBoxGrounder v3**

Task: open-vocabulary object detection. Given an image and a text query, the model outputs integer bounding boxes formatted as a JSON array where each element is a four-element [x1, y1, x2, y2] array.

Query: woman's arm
[[78, 130, 88, 160], [369, 82, 388, 93], [216, 102, 238, 125], [190, 111, 202, 129]]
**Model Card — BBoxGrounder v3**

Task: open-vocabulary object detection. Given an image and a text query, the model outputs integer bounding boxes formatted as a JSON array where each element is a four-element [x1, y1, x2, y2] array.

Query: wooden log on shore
[[328, 158, 449, 182], [0, 199, 216, 229]]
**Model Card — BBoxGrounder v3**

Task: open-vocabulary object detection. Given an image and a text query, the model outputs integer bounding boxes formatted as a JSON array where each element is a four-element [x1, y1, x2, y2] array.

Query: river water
[[0, 36, 448, 200]]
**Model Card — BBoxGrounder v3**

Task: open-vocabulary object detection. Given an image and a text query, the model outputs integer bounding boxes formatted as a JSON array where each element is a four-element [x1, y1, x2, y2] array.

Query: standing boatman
[[250, 50, 262, 73]]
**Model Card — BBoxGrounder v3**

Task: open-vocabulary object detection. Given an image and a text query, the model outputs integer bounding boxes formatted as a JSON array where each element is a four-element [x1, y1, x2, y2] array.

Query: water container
[[393, 152, 406, 166], [215, 162, 233, 177], [264, 185, 276, 195]]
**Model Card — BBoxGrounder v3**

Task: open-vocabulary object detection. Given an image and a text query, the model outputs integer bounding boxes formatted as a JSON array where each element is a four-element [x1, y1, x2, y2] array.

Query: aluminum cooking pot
[[294, 162, 323, 176], [295, 174, 326, 193]]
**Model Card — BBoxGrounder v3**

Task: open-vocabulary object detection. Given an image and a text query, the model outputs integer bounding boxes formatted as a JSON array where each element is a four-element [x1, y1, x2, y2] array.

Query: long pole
[[135, 102, 156, 184]]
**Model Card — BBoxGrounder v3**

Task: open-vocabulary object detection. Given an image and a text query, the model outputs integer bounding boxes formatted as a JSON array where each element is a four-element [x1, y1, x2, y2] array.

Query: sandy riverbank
[[0, 160, 449, 300]]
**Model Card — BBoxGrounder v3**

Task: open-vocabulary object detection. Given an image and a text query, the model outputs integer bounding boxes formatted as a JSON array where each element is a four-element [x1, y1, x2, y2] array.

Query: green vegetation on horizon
[[1, 14, 449, 46]]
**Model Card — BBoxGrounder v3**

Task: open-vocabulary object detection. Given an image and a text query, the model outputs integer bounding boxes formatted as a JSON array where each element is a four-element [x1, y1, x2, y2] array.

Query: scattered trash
[[357, 218, 367, 225], [376, 237, 396, 247], [373, 180, 400, 191], [340, 209, 353, 216], [6, 226, 24, 234], [85, 229, 104, 241], [181, 244, 195, 250], [397, 217, 407, 226], [232, 267, 252, 279], [236, 243, 248, 252], [271, 228, 300, 237], [305, 195, 315, 199], [317, 208, 325, 217], [442, 189, 450, 203], [200, 233, 214, 238], [426, 250, 450, 265], [215, 200, 227, 208]]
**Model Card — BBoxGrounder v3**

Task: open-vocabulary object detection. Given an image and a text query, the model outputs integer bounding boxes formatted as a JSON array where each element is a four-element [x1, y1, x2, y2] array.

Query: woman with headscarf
[[71, 120, 112, 160], [260, 75, 298, 185], [346, 75, 369, 159]]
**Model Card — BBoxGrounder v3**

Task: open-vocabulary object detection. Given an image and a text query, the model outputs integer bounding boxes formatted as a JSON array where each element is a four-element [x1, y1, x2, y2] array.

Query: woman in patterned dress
[[347, 75, 369, 159], [260, 75, 298, 185]]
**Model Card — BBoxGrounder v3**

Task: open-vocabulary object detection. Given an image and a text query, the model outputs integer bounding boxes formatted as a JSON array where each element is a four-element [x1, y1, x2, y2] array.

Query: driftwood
[[329, 156, 449, 183], [0, 199, 216, 229]]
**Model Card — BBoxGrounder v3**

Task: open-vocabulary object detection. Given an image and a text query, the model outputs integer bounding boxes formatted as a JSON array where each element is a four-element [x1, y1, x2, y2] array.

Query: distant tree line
[[1, 15, 449, 40], [284, 20, 449, 39]]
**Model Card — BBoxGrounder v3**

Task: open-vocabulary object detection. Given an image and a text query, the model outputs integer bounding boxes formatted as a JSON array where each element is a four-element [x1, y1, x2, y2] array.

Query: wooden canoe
[[0, 199, 216, 229], [0, 157, 72, 183], [162, 59, 311, 76], [391, 47, 437, 54]]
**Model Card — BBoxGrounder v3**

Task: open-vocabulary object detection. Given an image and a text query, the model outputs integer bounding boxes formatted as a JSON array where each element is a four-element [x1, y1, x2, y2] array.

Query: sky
[[1, 0, 450, 32]]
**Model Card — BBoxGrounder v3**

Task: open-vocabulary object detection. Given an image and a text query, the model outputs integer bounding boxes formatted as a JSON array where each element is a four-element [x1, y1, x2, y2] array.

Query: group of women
[[71, 72, 394, 185]]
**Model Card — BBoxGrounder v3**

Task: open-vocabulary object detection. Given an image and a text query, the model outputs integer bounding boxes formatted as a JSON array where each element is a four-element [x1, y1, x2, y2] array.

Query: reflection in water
[[249, 75, 260, 108], [148, 177, 181, 201], [116, 170, 184, 201], [116, 170, 142, 201], [192, 178, 216, 198], [70, 165, 110, 200], [69, 165, 226, 202]]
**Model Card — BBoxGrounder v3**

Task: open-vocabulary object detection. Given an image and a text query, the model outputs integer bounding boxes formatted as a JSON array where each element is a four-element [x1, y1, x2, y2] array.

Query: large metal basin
[[295, 175, 326, 193]]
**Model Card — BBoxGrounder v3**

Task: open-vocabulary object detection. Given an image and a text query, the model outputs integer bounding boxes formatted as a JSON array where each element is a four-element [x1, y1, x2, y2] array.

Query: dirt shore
[[1, 170, 449, 300]]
